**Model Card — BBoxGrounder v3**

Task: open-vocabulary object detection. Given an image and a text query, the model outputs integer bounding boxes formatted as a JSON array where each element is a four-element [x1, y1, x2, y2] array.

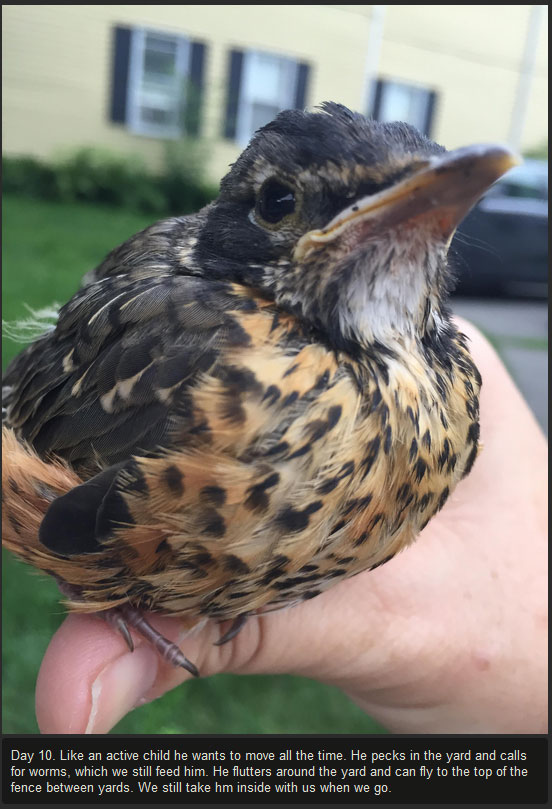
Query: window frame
[[371, 78, 436, 137], [126, 27, 191, 139], [234, 49, 300, 146]]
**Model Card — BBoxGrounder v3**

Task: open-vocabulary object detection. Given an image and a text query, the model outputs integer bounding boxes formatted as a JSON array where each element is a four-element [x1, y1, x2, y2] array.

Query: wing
[[4, 253, 363, 619], [3, 271, 259, 475]]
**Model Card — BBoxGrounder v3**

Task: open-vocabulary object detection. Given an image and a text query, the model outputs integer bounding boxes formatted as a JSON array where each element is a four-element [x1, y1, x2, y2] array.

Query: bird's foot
[[109, 604, 199, 677], [55, 580, 199, 677], [214, 613, 248, 646]]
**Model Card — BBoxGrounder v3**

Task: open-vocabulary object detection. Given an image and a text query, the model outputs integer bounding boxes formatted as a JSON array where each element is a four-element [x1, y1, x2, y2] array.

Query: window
[[110, 26, 205, 138], [236, 51, 299, 145], [224, 49, 310, 144], [127, 30, 189, 137], [370, 79, 436, 137]]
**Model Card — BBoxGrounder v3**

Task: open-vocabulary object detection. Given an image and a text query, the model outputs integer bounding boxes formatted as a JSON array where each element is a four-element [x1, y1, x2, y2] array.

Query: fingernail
[[85, 645, 159, 734]]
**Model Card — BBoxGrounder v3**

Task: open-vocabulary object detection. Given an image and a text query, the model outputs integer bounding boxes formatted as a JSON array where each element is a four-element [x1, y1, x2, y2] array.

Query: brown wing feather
[[3, 273, 262, 473]]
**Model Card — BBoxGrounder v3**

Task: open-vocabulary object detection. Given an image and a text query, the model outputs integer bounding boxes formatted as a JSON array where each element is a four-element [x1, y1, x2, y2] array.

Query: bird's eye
[[257, 179, 296, 224]]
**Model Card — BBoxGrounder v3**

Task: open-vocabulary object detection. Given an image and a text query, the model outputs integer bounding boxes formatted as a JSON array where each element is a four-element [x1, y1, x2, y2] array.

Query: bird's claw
[[214, 613, 248, 646]]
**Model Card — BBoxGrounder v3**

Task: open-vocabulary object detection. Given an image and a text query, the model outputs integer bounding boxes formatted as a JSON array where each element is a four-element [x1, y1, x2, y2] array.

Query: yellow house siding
[[378, 5, 548, 148], [3, 5, 132, 161], [2, 4, 547, 188]]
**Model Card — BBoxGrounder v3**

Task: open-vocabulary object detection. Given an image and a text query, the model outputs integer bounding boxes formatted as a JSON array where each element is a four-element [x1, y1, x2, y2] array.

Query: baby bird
[[2, 103, 517, 676]]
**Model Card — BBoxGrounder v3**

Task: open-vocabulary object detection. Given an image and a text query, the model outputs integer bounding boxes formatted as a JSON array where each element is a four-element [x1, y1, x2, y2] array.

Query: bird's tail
[[2, 427, 82, 570]]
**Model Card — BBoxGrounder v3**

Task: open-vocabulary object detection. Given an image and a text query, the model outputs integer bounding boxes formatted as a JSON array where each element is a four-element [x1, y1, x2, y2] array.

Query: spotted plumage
[[2, 103, 515, 675]]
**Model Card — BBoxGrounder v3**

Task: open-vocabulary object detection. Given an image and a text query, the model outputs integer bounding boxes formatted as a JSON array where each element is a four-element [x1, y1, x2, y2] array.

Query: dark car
[[451, 159, 548, 298]]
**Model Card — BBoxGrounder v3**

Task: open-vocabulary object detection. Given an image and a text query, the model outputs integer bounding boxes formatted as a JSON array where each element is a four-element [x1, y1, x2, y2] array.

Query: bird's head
[[194, 102, 518, 353]]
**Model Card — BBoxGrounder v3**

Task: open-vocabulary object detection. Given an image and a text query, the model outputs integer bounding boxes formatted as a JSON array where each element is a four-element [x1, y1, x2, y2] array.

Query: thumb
[[36, 614, 161, 734], [34, 582, 360, 734], [35, 570, 404, 736], [36, 607, 269, 734]]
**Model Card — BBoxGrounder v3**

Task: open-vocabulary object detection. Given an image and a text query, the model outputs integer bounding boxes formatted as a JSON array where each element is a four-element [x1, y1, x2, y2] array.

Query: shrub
[[3, 156, 58, 200], [2, 143, 218, 215], [160, 138, 217, 214], [52, 148, 167, 213]]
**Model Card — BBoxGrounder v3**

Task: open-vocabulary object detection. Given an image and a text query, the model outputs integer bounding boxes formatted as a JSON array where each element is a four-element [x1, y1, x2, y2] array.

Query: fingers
[[34, 523, 459, 735], [35, 609, 269, 734], [33, 583, 370, 734]]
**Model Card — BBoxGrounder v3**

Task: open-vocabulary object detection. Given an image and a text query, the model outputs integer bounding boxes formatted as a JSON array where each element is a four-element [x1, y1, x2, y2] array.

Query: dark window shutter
[[184, 41, 206, 136], [294, 62, 310, 110], [423, 90, 437, 138], [110, 26, 132, 124], [224, 49, 244, 140], [370, 78, 384, 120]]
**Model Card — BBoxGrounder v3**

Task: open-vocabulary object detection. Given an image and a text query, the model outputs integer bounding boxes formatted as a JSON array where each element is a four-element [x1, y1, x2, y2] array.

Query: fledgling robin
[[3, 103, 517, 677]]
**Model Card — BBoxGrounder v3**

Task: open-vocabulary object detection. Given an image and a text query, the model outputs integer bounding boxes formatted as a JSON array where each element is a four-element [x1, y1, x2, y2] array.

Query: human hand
[[35, 320, 547, 734]]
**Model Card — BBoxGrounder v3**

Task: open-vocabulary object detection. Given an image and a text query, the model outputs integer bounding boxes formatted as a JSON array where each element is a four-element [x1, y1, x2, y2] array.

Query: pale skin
[[35, 320, 547, 734]]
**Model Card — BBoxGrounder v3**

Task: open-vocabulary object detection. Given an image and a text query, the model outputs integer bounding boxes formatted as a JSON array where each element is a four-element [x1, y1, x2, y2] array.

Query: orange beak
[[295, 144, 520, 259]]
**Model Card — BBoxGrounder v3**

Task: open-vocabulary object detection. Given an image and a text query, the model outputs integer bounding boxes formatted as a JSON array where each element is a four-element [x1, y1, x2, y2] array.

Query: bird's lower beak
[[294, 144, 520, 260]]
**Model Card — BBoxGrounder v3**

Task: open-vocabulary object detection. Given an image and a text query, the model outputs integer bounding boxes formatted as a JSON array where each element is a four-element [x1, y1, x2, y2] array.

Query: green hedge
[[2, 142, 218, 216], [523, 141, 547, 160]]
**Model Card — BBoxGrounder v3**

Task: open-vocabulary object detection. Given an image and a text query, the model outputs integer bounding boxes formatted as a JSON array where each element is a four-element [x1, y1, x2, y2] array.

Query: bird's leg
[[102, 608, 134, 652], [54, 579, 199, 677], [214, 613, 248, 646], [114, 604, 199, 677]]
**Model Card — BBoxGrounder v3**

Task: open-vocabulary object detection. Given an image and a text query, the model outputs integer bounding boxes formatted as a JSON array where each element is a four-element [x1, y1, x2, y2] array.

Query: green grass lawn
[[2, 194, 387, 735]]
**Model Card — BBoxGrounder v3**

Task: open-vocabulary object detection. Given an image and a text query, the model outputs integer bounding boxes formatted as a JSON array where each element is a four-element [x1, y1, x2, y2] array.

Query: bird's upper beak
[[294, 144, 520, 260]]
